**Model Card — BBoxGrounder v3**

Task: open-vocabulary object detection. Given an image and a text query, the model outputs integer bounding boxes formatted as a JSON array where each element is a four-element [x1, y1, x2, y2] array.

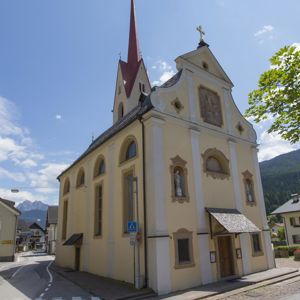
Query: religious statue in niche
[[174, 169, 184, 197], [199, 87, 223, 127], [245, 179, 255, 202]]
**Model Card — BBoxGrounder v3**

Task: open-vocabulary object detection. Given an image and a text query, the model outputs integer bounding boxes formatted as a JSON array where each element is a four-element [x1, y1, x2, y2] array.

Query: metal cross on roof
[[196, 25, 205, 42]]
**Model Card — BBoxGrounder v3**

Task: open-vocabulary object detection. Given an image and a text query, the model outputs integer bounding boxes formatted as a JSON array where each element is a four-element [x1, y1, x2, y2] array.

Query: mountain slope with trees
[[260, 149, 300, 214]]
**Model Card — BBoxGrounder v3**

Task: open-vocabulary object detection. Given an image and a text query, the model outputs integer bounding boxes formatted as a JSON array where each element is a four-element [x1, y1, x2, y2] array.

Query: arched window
[[242, 170, 256, 206], [202, 148, 230, 180], [126, 141, 137, 160], [120, 137, 138, 163], [94, 156, 105, 178], [170, 156, 189, 203], [206, 156, 223, 173], [63, 178, 70, 195], [76, 168, 85, 188], [118, 102, 124, 120]]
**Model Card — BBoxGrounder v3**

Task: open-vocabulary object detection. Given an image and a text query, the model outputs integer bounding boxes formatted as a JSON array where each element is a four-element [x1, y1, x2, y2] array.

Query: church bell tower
[[113, 0, 151, 124]]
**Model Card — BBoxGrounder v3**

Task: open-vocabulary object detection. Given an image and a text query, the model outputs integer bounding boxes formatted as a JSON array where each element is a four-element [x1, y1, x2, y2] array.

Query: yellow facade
[[0, 199, 19, 261], [55, 1, 274, 295]]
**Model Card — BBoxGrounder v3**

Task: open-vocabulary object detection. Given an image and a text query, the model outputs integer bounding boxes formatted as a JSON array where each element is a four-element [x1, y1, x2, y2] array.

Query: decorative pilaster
[[252, 147, 275, 268], [223, 88, 234, 135], [187, 70, 198, 123], [190, 128, 213, 284], [228, 139, 251, 274], [145, 117, 171, 295]]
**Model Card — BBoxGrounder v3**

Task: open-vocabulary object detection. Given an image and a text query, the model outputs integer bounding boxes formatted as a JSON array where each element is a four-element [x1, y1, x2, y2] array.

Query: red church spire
[[127, 0, 141, 67]]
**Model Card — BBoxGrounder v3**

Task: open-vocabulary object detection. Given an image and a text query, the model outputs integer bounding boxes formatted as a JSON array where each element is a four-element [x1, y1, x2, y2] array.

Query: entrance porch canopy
[[63, 233, 83, 246], [206, 208, 260, 237]]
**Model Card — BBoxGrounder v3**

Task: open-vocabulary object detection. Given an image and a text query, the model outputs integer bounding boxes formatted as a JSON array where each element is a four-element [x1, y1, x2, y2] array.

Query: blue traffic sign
[[127, 221, 138, 233]]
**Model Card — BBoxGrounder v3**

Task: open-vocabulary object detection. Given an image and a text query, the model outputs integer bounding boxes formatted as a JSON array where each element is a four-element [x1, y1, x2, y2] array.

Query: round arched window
[[206, 156, 223, 173], [63, 178, 70, 195], [76, 168, 85, 187], [125, 141, 137, 160], [94, 157, 105, 178]]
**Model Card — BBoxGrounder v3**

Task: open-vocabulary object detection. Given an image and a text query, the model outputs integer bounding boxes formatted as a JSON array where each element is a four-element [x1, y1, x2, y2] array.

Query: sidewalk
[[51, 263, 155, 300], [50, 261, 299, 300], [156, 267, 299, 300]]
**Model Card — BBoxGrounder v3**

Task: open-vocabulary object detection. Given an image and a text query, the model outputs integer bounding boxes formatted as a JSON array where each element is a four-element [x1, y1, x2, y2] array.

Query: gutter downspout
[[138, 115, 148, 288]]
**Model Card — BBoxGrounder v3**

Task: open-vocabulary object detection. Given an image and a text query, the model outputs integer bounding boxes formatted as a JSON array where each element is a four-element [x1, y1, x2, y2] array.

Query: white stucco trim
[[146, 117, 171, 295], [263, 230, 275, 268], [187, 70, 198, 123], [252, 148, 275, 268], [239, 233, 251, 275], [228, 140, 253, 274], [197, 234, 213, 284], [223, 88, 234, 135], [190, 128, 213, 284], [107, 142, 116, 277], [155, 237, 172, 295], [228, 140, 242, 212], [252, 147, 268, 229]]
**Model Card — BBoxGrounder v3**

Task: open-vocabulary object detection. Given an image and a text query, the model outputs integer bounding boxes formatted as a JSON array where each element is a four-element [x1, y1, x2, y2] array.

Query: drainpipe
[[138, 115, 148, 288]]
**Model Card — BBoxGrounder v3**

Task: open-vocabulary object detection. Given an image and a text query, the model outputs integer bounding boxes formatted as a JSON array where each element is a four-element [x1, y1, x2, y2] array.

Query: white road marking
[[40, 293, 44, 297], [11, 264, 27, 278], [45, 288, 49, 291], [48, 283, 51, 287], [46, 260, 54, 283]]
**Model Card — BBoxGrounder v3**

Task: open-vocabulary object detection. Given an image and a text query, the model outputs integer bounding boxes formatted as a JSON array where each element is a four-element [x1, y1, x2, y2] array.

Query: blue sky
[[0, 0, 299, 205]]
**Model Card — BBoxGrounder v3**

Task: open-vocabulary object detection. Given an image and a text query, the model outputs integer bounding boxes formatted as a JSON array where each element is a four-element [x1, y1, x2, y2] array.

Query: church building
[[55, 0, 275, 295]]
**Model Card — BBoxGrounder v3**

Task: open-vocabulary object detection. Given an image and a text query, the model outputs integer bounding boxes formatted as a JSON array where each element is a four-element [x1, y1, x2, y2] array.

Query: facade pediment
[[176, 46, 233, 87]]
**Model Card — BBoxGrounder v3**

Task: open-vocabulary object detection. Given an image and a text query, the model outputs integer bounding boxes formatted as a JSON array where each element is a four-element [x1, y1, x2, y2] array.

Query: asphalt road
[[0, 251, 100, 300]]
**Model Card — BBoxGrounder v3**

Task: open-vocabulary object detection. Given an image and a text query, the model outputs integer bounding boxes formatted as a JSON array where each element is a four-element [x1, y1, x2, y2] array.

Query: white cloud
[[151, 60, 176, 86], [0, 96, 70, 205], [0, 167, 26, 182], [254, 25, 274, 37], [257, 130, 299, 161], [28, 162, 68, 194]]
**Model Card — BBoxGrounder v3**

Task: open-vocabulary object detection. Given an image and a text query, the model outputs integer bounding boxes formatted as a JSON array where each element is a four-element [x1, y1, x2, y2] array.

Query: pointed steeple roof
[[128, 0, 141, 67], [119, 0, 148, 98]]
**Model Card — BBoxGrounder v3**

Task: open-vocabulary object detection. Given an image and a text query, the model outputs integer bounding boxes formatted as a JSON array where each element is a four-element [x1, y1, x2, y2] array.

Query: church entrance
[[217, 236, 235, 278]]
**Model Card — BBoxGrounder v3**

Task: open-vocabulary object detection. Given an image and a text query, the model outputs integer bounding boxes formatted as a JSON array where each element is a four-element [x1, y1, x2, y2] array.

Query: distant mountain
[[17, 200, 48, 212], [17, 201, 48, 230], [260, 149, 300, 215], [19, 209, 47, 229]]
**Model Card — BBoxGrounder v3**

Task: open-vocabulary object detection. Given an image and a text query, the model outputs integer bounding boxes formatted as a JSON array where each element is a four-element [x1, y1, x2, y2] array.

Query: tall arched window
[[118, 102, 124, 120], [94, 156, 105, 178], [120, 137, 138, 163], [76, 168, 85, 188], [63, 178, 70, 195]]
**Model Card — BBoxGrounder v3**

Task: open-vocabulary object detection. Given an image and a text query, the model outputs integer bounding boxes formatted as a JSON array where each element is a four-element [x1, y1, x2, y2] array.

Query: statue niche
[[199, 87, 223, 127], [170, 156, 189, 203]]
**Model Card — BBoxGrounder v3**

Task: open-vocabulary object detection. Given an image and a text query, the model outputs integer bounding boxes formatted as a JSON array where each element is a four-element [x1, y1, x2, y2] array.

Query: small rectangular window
[[94, 185, 103, 236], [251, 233, 263, 256], [290, 217, 295, 226], [139, 82, 145, 93], [178, 238, 190, 263]]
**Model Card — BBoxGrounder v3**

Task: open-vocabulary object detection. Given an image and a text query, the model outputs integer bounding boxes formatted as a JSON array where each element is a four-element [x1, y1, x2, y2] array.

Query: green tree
[[277, 227, 286, 242], [245, 45, 300, 143]]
